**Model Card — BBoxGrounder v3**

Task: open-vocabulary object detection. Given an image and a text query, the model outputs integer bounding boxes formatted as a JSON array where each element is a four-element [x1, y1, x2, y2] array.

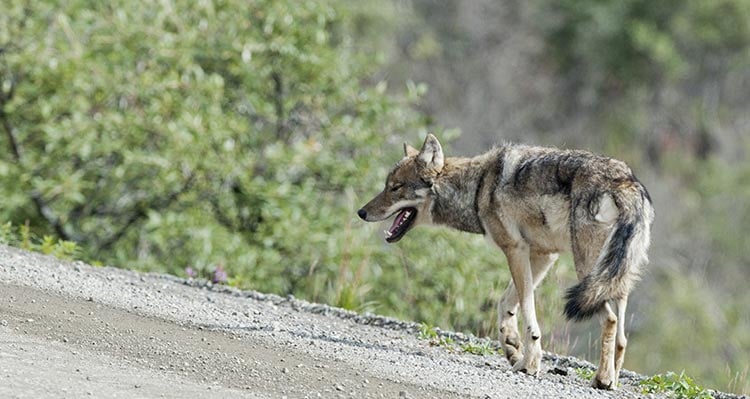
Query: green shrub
[[0, 0, 520, 338], [641, 371, 713, 399]]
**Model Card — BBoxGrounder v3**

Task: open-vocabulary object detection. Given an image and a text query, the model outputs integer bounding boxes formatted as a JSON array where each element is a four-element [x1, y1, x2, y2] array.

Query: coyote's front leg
[[497, 250, 558, 371], [502, 242, 542, 375]]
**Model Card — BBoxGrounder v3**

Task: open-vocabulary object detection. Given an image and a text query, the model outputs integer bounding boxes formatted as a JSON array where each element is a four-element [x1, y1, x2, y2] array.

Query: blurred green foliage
[[541, 0, 750, 93], [0, 0, 515, 336], [539, 0, 750, 171]]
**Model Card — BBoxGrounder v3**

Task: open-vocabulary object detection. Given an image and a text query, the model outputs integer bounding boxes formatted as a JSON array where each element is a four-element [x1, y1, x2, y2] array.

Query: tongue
[[388, 209, 408, 235]]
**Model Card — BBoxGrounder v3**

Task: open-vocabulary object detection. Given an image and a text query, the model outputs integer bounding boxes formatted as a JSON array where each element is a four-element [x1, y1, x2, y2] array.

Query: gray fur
[[358, 135, 654, 389]]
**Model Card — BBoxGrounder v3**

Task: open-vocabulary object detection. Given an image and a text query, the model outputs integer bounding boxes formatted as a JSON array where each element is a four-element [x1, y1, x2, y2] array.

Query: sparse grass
[[436, 336, 456, 348], [418, 323, 439, 340], [640, 371, 713, 399], [724, 363, 749, 396], [0, 222, 79, 261], [460, 341, 498, 356], [418, 324, 504, 356], [417, 324, 455, 349], [574, 367, 595, 381]]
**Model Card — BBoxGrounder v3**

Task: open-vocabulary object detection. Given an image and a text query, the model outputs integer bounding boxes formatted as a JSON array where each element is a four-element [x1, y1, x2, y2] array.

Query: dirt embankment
[[0, 245, 735, 398]]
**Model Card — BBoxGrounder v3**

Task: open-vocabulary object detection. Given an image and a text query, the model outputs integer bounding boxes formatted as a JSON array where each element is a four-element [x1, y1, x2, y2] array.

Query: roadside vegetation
[[0, 222, 79, 261], [640, 371, 713, 399]]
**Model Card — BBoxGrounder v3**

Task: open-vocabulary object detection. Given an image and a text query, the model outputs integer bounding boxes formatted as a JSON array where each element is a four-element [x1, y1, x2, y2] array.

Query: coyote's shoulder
[[358, 135, 653, 389]]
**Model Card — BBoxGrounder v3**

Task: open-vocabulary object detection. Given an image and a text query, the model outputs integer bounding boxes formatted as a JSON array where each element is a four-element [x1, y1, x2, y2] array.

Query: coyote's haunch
[[358, 134, 654, 390]]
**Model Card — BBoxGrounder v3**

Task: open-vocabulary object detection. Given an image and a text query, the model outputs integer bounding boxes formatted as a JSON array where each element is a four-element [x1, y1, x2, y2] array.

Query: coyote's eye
[[390, 184, 403, 192]]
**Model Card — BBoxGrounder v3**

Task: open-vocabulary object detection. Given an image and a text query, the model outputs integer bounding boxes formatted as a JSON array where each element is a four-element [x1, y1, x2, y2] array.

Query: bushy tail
[[564, 187, 654, 321]]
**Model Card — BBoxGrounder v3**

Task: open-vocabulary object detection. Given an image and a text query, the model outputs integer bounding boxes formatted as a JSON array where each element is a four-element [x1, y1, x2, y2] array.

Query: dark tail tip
[[563, 279, 604, 322]]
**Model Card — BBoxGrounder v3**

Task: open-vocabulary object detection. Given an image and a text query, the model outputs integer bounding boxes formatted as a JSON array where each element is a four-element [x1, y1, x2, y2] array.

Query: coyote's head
[[357, 134, 444, 243]]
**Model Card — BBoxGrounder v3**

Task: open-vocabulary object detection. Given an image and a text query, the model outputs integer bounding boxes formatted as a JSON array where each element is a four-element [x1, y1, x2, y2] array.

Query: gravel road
[[0, 244, 737, 398]]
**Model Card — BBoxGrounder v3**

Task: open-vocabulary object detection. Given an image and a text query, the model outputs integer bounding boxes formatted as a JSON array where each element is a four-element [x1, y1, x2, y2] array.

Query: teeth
[[400, 211, 411, 226], [385, 210, 414, 239]]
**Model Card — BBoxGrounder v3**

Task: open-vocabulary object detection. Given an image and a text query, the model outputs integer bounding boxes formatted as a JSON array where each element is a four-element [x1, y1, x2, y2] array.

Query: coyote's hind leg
[[593, 301, 618, 389], [613, 295, 629, 387]]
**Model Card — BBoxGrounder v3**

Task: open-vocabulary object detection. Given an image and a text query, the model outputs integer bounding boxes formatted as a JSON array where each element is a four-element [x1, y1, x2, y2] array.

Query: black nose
[[357, 209, 367, 220]]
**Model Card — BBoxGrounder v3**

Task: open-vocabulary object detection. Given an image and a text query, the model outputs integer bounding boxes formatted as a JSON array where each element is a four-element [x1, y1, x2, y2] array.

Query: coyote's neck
[[429, 156, 489, 235]]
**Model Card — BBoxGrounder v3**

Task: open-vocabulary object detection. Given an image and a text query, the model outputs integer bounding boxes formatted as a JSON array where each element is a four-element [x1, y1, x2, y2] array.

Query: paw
[[511, 353, 541, 376], [592, 374, 615, 390], [501, 332, 523, 362], [504, 348, 523, 367]]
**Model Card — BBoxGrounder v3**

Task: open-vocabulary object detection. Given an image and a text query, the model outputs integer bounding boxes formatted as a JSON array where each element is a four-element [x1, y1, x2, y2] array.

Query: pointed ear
[[403, 143, 419, 157], [417, 134, 444, 173]]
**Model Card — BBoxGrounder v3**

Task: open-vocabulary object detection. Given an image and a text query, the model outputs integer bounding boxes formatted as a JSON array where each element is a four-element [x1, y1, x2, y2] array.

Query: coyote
[[357, 134, 653, 389]]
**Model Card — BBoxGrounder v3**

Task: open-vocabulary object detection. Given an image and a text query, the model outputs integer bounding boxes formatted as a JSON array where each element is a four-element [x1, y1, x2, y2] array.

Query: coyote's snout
[[358, 134, 654, 390]]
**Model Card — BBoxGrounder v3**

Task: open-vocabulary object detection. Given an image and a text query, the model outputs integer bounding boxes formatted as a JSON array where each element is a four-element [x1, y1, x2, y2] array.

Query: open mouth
[[384, 207, 417, 243]]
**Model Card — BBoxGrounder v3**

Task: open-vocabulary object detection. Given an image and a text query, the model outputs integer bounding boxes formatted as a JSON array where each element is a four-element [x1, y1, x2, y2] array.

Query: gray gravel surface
[[0, 245, 740, 399]]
